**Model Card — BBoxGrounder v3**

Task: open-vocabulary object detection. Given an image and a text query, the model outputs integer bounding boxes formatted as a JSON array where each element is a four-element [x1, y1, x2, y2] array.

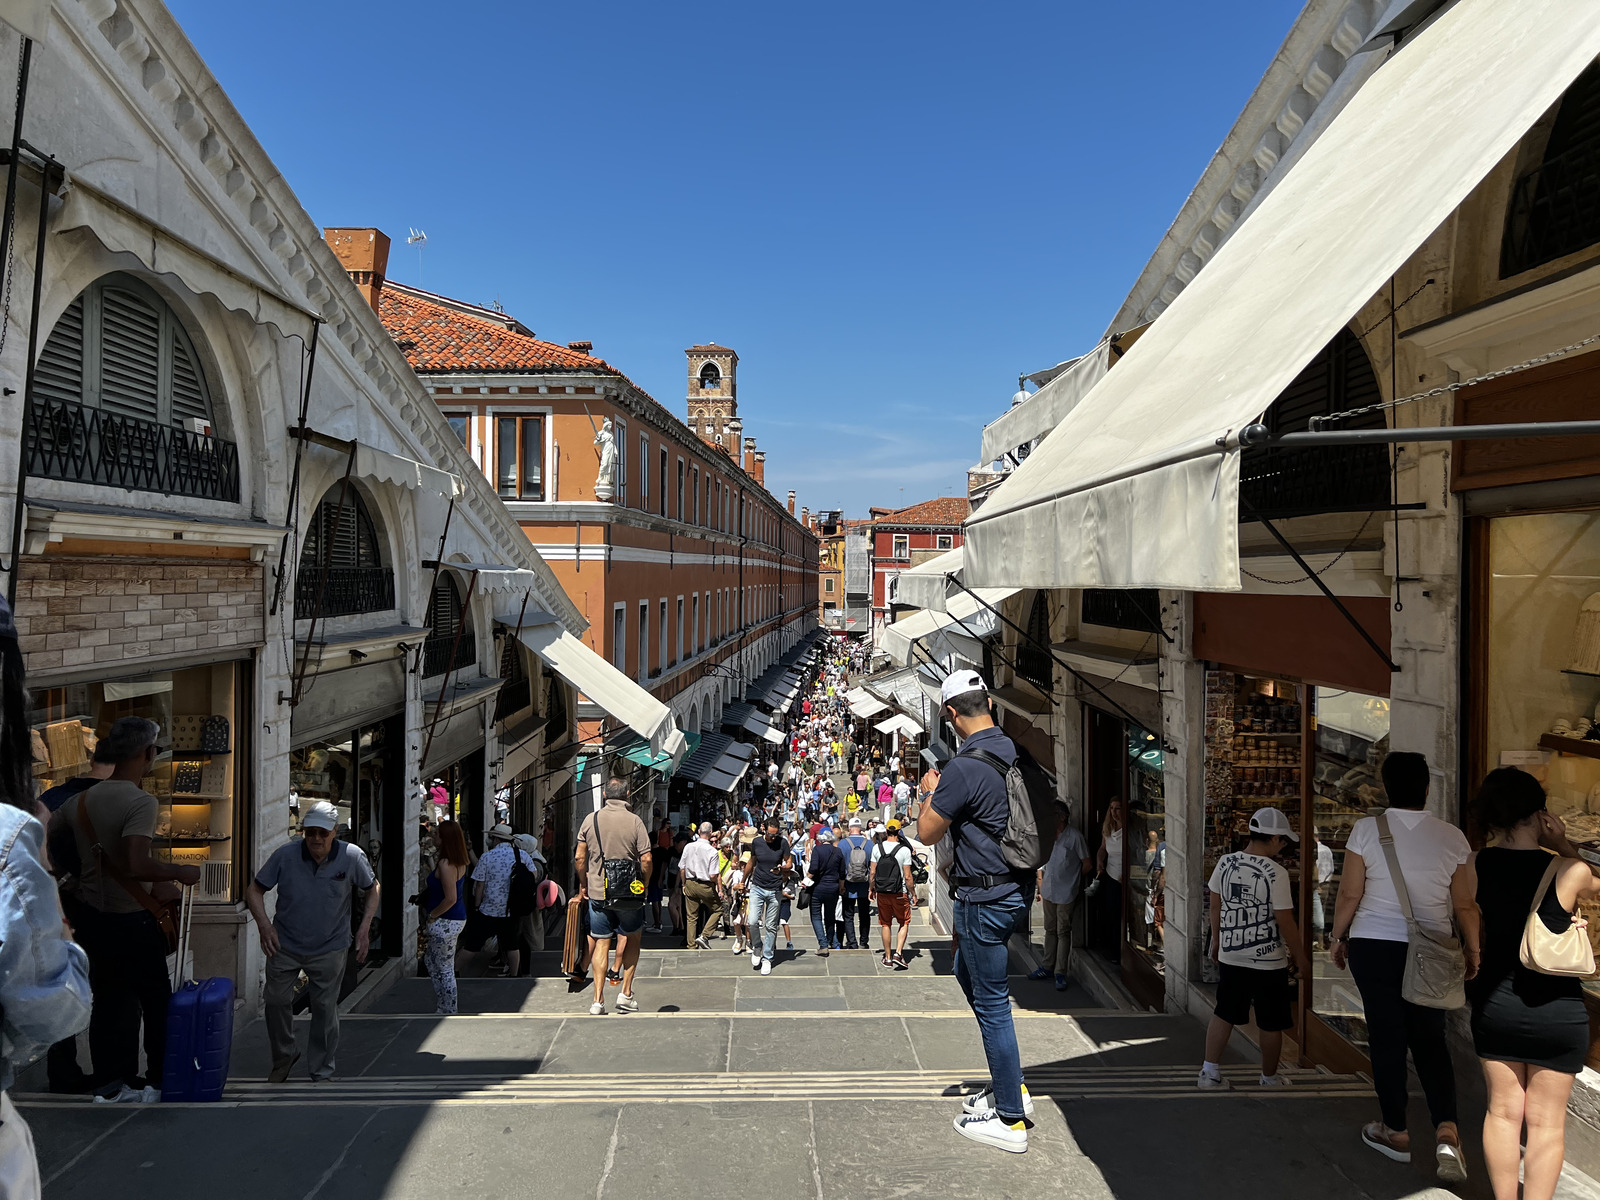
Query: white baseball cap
[[940, 669, 986, 705], [847, 816, 862, 828], [301, 800, 339, 831], [1249, 807, 1299, 842]]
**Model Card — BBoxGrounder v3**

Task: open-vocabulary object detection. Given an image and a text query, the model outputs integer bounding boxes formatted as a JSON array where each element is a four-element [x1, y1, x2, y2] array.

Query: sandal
[[1360, 1122, 1411, 1164]]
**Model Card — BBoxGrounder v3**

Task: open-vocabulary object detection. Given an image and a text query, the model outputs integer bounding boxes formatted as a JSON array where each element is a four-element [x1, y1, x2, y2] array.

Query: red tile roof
[[686, 343, 736, 355], [874, 496, 970, 528], [380, 283, 619, 374]]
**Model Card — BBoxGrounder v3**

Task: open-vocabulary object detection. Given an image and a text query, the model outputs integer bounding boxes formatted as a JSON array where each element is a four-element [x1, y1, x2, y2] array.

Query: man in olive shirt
[[247, 800, 379, 1082], [51, 717, 200, 1095], [574, 778, 651, 1015]]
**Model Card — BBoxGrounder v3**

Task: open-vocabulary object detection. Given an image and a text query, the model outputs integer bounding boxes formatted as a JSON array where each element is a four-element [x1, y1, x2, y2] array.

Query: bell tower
[[686, 344, 738, 452]]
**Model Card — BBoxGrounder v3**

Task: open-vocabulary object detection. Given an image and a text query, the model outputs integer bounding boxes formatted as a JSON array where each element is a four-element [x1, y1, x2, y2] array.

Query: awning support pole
[[1240, 498, 1398, 674], [1239, 420, 1600, 447], [420, 566, 479, 775], [944, 576, 1173, 749], [289, 441, 357, 706]]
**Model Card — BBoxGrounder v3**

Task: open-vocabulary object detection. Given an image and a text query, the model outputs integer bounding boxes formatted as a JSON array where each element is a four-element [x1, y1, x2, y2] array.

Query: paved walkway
[[26, 908, 1599, 1200]]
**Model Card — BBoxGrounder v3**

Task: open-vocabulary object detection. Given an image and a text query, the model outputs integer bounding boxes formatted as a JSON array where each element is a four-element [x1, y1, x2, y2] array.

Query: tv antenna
[[407, 228, 428, 287]]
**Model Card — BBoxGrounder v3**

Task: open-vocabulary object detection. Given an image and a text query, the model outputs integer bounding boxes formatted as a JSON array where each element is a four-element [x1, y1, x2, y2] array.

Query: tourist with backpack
[[871, 819, 916, 968], [804, 827, 845, 956], [839, 817, 873, 949], [468, 824, 539, 979], [918, 670, 1049, 1154]]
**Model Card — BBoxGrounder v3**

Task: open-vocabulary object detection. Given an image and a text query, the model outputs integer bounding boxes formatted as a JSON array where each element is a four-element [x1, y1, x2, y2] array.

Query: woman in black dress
[[1469, 767, 1600, 1200]]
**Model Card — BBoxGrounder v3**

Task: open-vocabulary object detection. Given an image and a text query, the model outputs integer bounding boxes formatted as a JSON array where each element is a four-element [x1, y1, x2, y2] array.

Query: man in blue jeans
[[918, 669, 1032, 1153], [742, 815, 792, 976]]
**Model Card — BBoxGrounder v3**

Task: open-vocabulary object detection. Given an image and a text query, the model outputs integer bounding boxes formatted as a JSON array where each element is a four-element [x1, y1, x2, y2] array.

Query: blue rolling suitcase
[[160, 887, 234, 1102]]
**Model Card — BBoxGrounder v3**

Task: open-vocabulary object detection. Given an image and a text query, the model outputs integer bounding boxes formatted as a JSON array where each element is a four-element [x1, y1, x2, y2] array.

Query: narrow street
[[20, 930, 1525, 1200]]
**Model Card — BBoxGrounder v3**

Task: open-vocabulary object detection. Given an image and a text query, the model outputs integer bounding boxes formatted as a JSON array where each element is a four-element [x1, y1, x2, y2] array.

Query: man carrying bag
[[574, 778, 652, 1016]]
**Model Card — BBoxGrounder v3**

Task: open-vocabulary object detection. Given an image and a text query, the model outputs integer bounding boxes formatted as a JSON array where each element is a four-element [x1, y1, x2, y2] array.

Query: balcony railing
[[1082, 588, 1162, 633], [422, 630, 476, 679], [295, 566, 395, 618], [1502, 136, 1600, 278], [1239, 443, 1390, 520], [27, 395, 240, 501]]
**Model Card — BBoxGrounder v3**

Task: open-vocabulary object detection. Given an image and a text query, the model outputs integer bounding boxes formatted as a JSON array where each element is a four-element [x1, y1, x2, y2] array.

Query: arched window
[[295, 487, 395, 616], [689, 702, 700, 734], [1016, 591, 1052, 689], [1240, 326, 1388, 518], [423, 573, 475, 677], [29, 272, 238, 500], [699, 362, 720, 390], [1502, 60, 1600, 277]]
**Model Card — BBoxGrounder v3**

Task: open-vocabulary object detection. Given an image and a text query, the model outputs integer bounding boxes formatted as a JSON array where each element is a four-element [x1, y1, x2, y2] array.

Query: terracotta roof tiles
[[874, 496, 970, 528], [380, 283, 618, 375]]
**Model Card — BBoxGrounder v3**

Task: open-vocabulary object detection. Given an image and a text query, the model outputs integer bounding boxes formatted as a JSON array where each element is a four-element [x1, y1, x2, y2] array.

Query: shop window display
[[1124, 726, 1167, 977], [29, 662, 242, 901]]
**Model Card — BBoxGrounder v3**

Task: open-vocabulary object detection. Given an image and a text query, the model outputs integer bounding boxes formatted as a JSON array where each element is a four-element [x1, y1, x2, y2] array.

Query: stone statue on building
[[593, 417, 617, 500]]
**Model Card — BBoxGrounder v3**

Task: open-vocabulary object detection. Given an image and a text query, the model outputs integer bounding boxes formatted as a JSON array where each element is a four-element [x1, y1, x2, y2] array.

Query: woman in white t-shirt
[[1328, 752, 1481, 1184]]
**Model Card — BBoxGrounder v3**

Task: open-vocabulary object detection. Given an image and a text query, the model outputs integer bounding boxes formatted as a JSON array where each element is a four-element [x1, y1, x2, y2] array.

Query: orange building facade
[[326, 230, 818, 765]]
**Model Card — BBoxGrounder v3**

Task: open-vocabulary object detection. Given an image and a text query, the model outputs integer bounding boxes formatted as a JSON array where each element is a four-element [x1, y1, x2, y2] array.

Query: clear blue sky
[[167, 0, 1303, 517]]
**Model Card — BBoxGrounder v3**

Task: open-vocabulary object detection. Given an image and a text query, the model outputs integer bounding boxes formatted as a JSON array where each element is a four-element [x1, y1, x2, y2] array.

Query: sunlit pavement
[[16, 916, 1559, 1200]]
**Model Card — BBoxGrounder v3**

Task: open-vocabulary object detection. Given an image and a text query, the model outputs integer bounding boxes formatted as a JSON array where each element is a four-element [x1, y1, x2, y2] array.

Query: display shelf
[[166, 793, 228, 803], [154, 835, 230, 845], [1540, 733, 1600, 760]]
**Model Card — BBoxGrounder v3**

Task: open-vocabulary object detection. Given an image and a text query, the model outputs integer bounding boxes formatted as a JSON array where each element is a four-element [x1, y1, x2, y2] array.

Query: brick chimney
[[801, 506, 810, 527], [787, 490, 796, 515], [567, 341, 593, 356], [323, 228, 390, 311], [752, 450, 766, 487], [742, 437, 758, 476]]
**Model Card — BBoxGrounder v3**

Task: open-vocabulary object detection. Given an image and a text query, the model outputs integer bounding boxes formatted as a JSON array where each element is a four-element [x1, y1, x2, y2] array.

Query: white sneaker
[[589, 1002, 606, 1016], [1259, 1073, 1291, 1087], [952, 1110, 1028, 1153], [761, 960, 772, 976], [1197, 1069, 1230, 1090], [616, 993, 639, 1013], [962, 1084, 1035, 1118], [751, 952, 762, 969]]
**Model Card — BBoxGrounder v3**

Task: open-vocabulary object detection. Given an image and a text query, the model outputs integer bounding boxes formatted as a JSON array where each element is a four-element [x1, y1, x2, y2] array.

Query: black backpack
[[507, 849, 547, 917], [959, 743, 1057, 872], [873, 842, 906, 894]]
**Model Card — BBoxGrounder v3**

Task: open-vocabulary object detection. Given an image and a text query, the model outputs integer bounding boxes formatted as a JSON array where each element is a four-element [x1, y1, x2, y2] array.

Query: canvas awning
[[439, 563, 546, 596], [845, 687, 890, 719], [874, 714, 925, 739], [880, 588, 1017, 669], [891, 546, 964, 614], [720, 702, 785, 745], [963, 0, 1600, 593], [676, 732, 754, 794], [515, 625, 687, 767], [294, 428, 464, 499], [979, 340, 1113, 465]]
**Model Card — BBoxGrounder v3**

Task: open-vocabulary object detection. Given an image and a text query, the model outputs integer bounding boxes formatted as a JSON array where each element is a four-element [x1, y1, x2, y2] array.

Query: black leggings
[[1347, 937, 1457, 1131]]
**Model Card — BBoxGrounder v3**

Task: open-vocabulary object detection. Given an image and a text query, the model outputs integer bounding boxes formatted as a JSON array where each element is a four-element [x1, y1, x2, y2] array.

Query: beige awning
[[296, 428, 464, 499], [980, 339, 1112, 465], [845, 687, 891, 719], [874, 714, 925, 739], [891, 546, 964, 614], [515, 625, 687, 767], [963, 0, 1600, 593], [880, 588, 1017, 669]]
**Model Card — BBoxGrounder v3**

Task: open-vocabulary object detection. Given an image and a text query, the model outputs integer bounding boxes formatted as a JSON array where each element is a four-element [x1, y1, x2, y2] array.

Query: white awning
[[845, 687, 891, 719], [979, 340, 1112, 465], [441, 562, 546, 595], [515, 626, 687, 767], [880, 588, 1016, 669], [963, 0, 1600, 593], [891, 546, 964, 614], [874, 714, 926, 739], [354, 444, 464, 499]]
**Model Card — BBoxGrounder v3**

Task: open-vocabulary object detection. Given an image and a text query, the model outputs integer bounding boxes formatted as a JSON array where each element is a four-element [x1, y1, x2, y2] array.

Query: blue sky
[[166, 0, 1303, 516]]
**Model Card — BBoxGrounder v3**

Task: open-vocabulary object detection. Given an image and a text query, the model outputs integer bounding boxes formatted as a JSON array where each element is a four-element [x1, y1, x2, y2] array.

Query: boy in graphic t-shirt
[[1198, 807, 1311, 1090]]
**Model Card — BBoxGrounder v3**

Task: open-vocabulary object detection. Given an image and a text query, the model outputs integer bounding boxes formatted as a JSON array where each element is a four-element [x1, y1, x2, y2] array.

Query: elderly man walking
[[247, 800, 379, 1083], [680, 822, 723, 949]]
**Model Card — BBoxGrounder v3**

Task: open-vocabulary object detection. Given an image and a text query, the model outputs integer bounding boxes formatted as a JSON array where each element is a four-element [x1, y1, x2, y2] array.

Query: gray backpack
[[843, 835, 871, 883], [960, 744, 1056, 872]]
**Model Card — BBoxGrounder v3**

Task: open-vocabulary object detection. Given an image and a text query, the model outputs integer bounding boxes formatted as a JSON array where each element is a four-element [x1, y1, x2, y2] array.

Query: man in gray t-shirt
[[247, 800, 379, 1083]]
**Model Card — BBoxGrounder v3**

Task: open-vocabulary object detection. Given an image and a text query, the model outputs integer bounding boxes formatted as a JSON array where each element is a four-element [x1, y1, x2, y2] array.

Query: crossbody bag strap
[[1528, 857, 1563, 917], [74, 794, 166, 922], [1374, 812, 1420, 932]]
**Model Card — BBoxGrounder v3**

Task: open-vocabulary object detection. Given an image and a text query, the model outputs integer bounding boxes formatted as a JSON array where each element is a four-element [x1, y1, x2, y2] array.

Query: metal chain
[[1313, 331, 1600, 430], [0, 39, 25, 360], [1355, 276, 1435, 340], [1240, 512, 1374, 585]]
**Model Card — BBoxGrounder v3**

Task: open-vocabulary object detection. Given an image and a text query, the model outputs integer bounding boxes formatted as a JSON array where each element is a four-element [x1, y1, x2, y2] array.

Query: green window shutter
[[97, 286, 162, 419], [35, 295, 84, 404]]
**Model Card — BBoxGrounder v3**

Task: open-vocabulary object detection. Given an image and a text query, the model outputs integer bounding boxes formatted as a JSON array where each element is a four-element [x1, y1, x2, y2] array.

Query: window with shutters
[[1016, 590, 1053, 689], [1239, 327, 1389, 519], [493, 632, 530, 721], [1503, 61, 1600, 278], [295, 487, 395, 617], [422, 572, 475, 678], [29, 273, 238, 500]]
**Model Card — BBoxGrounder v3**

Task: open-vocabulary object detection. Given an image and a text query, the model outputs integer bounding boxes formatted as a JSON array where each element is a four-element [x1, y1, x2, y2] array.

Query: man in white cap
[[916, 669, 1032, 1153], [1198, 806, 1309, 1090], [471, 823, 537, 978], [247, 800, 378, 1083]]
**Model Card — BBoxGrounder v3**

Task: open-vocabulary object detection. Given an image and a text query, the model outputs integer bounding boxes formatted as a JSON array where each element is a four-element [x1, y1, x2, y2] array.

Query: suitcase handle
[[171, 883, 196, 992]]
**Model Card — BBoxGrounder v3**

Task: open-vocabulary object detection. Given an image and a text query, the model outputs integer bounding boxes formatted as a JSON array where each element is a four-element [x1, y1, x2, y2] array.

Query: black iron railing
[[1082, 589, 1162, 633], [27, 395, 240, 501], [421, 630, 476, 679], [294, 566, 395, 618], [1240, 444, 1390, 520], [1502, 137, 1600, 278]]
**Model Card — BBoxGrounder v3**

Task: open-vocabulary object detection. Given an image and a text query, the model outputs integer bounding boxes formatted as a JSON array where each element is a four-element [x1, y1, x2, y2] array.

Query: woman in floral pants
[[423, 821, 470, 1014]]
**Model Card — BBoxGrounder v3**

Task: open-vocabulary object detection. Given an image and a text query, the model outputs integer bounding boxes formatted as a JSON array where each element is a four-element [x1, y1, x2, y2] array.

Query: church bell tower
[[686, 344, 738, 452]]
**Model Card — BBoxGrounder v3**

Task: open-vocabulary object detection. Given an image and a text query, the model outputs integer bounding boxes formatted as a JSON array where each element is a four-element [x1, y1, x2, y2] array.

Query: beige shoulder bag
[[1519, 857, 1596, 978], [1375, 812, 1466, 1009]]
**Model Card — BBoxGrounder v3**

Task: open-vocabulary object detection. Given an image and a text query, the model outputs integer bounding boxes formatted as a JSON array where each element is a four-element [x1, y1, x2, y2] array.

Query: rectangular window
[[496, 416, 544, 500], [676, 458, 685, 521], [638, 602, 649, 684], [702, 473, 710, 527], [825, 577, 835, 594], [658, 599, 668, 675], [892, 534, 909, 559], [659, 448, 668, 517], [615, 419, 628, 504], [445, 414, 469, 446], [692, 593, 700, 655], [612, 604, 626, 672], [691, 467, 699, 525], [936, 534, 953, 550], [676, 596, 684, 666], [640, 435, 649, 504]]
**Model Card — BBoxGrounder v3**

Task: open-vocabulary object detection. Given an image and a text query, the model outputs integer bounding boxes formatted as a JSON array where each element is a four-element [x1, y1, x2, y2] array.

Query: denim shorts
[[588, 899, 646, 938]]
